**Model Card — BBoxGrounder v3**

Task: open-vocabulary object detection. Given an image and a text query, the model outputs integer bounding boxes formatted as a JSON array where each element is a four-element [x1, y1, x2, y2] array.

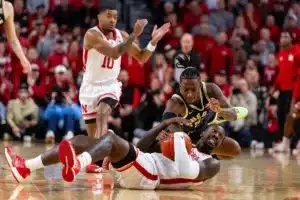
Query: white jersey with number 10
[[82, 26, 123, 84]]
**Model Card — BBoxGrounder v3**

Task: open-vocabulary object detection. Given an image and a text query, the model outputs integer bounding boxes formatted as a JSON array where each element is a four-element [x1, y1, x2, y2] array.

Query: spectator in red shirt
[[264, 53, 278, 88], [27, 64, 49, 109], [213, 70, 231, 97], [243, 3, 260, 33], [28, 4, 52, 32], [273, 31, 300, 149], [230, 36, 247, 72], [285, 13, 300, 43], [68, 40, 83, 80], [0, 40, 11, 75], [206, 32, 234, 78], [164, 13, 186, 48], [265, 14, 281, 43], [183, 0, 202, 31], [27, 47, 46, 80], [46, 38, 69, 76], [0, 64, 12, 105], [193, 23, 215, 60]]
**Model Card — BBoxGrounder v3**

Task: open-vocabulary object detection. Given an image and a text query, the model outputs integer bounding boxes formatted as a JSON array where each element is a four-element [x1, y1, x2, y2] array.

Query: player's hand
[[207, 98, 221, 113], [12, 126, 20, 134], [21, 58, 31, 74], [165, 117, 191, 127], [133, 19, 148, 37], [157, 130, 171, 141], [151, 23, 171, 45]]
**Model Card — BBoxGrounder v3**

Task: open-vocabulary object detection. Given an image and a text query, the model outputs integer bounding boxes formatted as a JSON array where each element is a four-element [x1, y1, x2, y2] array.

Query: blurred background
[[0, 0, 299, 151]]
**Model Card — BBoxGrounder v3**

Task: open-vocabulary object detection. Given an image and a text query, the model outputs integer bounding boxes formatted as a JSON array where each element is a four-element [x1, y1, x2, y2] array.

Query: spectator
[[284, 2, 300, 28], [0, 39, 11, 74], [228, 15, 250, 41], [67, 40, 83, 81], [14, 0, 29, 35], [265, 14, 280, 43], [193, 23, 216, 60], [28, 20, 46, 46], [264, 53, 278, 88], [213, 70, 231, 97], [28, 4, 53, 31], [206, 32, 233, 78], [78, 0, 98, 29], [37, 22, 60, 61], [6, 83, 39, 142], [44, 86, 81, 143], [46, 38, 69, 75], [230, 78, 257, 147], [27, 64, 49, 109], [243, 3, 260, 33], [173, 33, 202, 83], [0, 64, 11, 105], [164, 12, 186, 48], [252, 40, 270, 66], [209, 0, 234, 32], [230, 36, 247, 72], [285, 12, 300, 43], [27, 0, 49, 15], [183, 0, 202, 31], [118, 69, 141, 141], [260, 28, 276, 53]]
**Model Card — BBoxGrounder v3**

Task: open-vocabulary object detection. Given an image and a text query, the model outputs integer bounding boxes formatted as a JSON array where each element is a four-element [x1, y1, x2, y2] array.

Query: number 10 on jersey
[[102, 56, 114, 69]]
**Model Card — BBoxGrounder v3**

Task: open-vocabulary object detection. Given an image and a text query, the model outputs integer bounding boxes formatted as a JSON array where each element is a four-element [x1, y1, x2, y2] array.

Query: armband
[[162, 112, 177, 121]]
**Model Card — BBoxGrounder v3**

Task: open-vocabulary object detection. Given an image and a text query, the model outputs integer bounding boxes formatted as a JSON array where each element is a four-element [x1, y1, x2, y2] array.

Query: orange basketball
[[160, 133, 193, 160]]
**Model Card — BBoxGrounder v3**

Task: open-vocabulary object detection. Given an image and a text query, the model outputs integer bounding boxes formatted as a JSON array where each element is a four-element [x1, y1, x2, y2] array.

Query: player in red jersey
[[272, 31, 300, 153], [0, 0, 31, 73]]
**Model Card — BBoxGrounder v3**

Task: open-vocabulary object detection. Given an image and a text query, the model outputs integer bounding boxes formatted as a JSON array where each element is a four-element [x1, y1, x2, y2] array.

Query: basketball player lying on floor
[[166, 55, 248, 159], [6, 117, 226, 189]]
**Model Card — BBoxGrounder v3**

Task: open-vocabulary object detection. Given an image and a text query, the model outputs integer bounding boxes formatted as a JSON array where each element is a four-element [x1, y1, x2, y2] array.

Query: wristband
[[146, 42, 156, 52]]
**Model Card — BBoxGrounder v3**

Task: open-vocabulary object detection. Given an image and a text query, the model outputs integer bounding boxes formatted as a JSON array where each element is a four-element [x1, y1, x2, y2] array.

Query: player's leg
[[58, 131, 134, 182], [4, 135, 99, 183]]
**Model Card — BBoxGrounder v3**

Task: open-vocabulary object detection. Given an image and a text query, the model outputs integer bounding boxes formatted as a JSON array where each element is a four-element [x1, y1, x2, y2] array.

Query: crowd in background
[[0, 0, 299, 149]]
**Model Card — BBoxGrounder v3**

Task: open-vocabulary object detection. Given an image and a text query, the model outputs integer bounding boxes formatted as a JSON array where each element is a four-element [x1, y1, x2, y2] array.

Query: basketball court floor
[[0, 141, 300, 200]]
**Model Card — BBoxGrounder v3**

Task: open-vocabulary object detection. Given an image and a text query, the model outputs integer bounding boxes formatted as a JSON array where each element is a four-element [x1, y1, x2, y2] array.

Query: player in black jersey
[[0, 0, 30, 73], [162, 55, 246, 159]]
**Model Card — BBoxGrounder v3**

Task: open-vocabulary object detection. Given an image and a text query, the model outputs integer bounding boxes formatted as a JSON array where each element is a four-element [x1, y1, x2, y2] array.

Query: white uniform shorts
[[79, 80, 122, 120]]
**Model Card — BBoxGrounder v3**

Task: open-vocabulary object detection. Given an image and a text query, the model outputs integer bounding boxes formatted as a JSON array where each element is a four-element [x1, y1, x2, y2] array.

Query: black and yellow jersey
[[171, 82, 218, 143], [0, 0, 5, 25]]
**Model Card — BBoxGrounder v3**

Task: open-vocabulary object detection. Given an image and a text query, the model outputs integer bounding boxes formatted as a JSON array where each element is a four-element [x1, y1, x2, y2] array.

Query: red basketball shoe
[[5, 147, 30, 183], [58, 140, 81, 182]]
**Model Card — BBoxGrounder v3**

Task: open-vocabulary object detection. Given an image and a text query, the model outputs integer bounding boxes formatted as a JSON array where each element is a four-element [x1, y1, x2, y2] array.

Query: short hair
[[180, 67, 200, 82], [99, 4, 117, 13]]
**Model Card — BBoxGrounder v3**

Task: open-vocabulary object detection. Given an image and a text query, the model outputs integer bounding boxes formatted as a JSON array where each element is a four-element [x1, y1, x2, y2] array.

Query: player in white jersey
[[80, 3, 170, 143], [4, 117, 223, 189], [0, 0, 30, 73]]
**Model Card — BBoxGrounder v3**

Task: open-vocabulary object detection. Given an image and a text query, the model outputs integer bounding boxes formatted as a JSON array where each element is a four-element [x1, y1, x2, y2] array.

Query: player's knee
[[96, 102, 112, 118], [204, 158, 220, 180]]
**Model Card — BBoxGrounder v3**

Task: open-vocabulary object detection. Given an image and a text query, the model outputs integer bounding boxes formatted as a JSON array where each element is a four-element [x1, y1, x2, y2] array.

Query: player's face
[[98, 10, 118, 32], [204, 125, 225, 148], [195, 125, 225, 154], [180, 78, 200, 104], [280, 32, 292, 47]]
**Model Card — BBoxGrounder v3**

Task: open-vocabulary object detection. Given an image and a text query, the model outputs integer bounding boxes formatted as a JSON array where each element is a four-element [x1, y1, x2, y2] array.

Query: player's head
[[98, 4, 118, 32], [195, 125, 225, 154], [179, 66, 201, 104], [280, 31, 293, 48]]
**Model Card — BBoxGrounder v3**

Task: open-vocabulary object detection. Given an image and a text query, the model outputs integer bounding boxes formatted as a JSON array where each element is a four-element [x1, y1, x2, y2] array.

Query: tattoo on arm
[[117, 33, 136, 55]]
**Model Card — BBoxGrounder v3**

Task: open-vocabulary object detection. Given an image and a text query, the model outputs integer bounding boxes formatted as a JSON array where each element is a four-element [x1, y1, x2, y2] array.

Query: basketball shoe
[[4, 147, 30, 183]]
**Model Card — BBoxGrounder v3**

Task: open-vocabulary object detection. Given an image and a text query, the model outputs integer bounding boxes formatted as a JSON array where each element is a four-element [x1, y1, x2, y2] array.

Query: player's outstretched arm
[[122, 23, 170, 63], [4, 1, 30, 73], [84, 19, 148, 59], [207, 83, 237, 121]]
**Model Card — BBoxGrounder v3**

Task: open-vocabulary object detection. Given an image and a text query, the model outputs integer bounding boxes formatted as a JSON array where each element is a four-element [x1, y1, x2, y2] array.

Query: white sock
[[283, 137, 290, 146], [77, 152, 92, 169], [25, 155, 44, 171]]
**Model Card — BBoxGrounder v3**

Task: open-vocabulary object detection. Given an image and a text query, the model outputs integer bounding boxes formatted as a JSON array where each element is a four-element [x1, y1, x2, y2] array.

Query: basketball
[[160, 133, 193, 160]]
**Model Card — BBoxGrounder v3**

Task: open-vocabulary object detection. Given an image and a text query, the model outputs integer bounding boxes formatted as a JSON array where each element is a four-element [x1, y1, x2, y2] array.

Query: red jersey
[[276, 45, 300, 91]]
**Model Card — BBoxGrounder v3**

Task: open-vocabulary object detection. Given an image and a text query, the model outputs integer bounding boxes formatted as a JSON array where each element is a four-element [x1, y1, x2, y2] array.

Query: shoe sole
[[4, 147, 24, 183], [58, 140, 76, 182]]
